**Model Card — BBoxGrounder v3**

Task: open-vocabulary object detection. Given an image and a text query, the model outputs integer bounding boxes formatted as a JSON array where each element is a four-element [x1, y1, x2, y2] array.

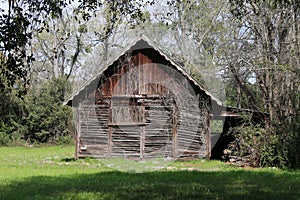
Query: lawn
[[0, 145, 299, 200]]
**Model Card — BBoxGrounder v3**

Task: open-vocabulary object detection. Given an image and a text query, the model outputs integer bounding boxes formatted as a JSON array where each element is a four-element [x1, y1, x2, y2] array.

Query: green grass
[[0, 146, 299, 200]]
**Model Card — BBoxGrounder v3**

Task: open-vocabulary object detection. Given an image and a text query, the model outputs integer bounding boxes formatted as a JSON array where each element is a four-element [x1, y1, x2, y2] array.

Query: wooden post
[[74, 130, 79, 160], [140, 126, 145, 160], [206, 113, 211, 158], [75, 107, 80, 159], [140, 101, 145, 160], [108, 99, 112, 157], [108, 127, 112, 157], [172, 103, 177, 158]]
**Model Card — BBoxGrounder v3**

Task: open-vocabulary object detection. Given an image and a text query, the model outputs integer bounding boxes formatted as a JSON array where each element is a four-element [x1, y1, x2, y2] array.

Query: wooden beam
[[173, 103, 177, 158], [140, 126, 145, 160], [206, 113, 211, 158], [75, 106, 80, 159], [74, 130, 79, 160], [108, 127, 112, 158], [140, 101, 145, 159], [108, 100, 112, 157]]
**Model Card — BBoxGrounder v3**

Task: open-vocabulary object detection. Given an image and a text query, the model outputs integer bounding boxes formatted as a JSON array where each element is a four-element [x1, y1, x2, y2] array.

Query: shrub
[[224, 114, 293, 168]]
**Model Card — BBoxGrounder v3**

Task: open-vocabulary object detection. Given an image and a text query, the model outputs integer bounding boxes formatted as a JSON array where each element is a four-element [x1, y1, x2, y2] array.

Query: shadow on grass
[[60, 157, 76, 162], [0, 170, 299, 200]]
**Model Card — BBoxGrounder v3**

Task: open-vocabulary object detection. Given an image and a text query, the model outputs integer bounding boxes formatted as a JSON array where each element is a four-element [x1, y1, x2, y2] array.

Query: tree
[[0, 0, 145, 93], [146, 0, 228, 101], [224, 0, 300, 167], [0, 0, 66, 93], [24, 77, 73, 143], [0, 0, 147, 145]]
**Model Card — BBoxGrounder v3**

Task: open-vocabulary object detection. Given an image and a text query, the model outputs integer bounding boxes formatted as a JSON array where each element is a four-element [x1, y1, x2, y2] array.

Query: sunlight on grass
[[0, 146, 299, 200], [101, 157, 174, 172]]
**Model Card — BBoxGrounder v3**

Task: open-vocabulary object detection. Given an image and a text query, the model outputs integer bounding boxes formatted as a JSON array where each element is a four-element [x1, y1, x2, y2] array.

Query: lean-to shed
[[64, 36, 229, 160]]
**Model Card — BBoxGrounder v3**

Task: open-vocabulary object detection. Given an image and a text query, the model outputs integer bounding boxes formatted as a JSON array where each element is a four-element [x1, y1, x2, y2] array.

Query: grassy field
[[0, 145, 299, 200]]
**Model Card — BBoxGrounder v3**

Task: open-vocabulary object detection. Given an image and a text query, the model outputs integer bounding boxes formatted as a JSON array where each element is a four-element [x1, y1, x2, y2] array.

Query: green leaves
[[23, 77, 73, 143], [0, 77, 74, 145]]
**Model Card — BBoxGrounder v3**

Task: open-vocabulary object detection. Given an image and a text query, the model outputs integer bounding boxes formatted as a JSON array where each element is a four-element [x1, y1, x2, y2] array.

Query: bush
[[285, 114, 300, 168], [224, 122, 266, 167], [23, 77, 74, 143], [0, 77, 74, 145], [0, 131, 10, 146], [54, 135, 73, 145], [224, 114, 292, 168]]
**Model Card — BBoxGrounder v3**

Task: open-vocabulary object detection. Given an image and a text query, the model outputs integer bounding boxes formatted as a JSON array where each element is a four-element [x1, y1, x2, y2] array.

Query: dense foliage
[[0, 77, 73, 145]]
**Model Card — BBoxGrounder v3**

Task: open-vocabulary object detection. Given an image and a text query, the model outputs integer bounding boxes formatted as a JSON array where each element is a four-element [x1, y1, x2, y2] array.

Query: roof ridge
[[64, 36, 223, 106]]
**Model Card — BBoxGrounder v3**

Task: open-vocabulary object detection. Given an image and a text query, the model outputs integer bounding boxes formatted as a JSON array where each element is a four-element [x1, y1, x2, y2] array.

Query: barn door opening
[[108, 87, 177, 159], [143, 96, 176, 159], [108, 97, 144, 159], [139, 83, 177, 159]]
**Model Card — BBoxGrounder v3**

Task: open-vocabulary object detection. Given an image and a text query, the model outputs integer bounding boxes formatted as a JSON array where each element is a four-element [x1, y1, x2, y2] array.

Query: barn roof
[[63, 35, 223, 106]]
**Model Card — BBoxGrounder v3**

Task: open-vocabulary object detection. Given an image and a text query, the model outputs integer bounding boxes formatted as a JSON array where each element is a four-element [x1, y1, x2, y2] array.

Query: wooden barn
[[64, 36, 235, 160]]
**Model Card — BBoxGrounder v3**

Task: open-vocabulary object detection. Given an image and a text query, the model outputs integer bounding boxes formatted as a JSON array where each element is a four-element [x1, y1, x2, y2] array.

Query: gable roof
[[63, 35, 223, 106]]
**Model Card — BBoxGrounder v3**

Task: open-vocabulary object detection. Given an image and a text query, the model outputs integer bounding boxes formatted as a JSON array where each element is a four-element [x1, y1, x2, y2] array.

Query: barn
[[64, 36, 235, 160]]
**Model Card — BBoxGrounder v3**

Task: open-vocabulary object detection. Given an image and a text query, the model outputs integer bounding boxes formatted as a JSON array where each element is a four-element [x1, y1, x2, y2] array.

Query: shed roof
[[63, 35, 223, 106]]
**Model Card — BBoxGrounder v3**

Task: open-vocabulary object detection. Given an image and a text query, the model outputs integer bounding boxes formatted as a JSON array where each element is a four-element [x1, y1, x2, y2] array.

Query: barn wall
[[77, 98, 109, 158], [76, 50, 211, 159]]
